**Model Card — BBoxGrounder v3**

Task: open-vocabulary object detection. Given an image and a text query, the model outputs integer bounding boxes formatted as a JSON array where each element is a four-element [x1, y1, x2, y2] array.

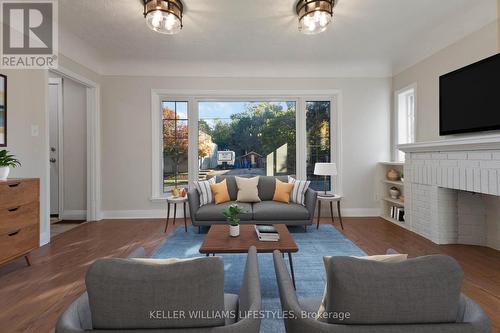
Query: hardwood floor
[[0, 217, 499, 332]]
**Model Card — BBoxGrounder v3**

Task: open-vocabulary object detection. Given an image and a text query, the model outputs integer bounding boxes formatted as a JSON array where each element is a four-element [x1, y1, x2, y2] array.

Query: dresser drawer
[[0, 201, 39, 236], [0, 225, 38, 263], [0, 180, 39, 210]]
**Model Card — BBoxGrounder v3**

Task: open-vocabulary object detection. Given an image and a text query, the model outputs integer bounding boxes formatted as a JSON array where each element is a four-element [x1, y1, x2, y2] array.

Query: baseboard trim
[[101, 208, 378, 219], [60, 210, 87, 220], [102, 209, 189, 219], [341, 208, 381, 217]]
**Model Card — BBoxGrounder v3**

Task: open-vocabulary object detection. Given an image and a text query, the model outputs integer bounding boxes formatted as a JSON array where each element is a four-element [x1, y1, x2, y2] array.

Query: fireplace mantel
[[398, 134, 500, 153]]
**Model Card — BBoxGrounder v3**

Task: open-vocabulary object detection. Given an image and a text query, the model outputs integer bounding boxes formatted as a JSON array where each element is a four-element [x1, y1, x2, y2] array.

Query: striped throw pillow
[[194, 177, 216, 206], [288, 176, 310, 206]]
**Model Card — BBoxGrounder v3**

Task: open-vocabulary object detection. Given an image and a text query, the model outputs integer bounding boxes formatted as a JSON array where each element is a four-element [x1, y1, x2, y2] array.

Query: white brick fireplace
[[399, 135, 500, 251]]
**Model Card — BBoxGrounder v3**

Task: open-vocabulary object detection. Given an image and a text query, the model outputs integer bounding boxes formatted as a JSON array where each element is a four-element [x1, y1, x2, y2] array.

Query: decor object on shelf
[[144, 0, 183, 34], [171, 186, 180, 197], [180, 187, 187, 197], [0, 150, 20, 180], [389, 187, 401, 199], [223, 203, 245, 237], [0, 74, 6, 147], [314, 162, 337, 197], [296, 0, 336, 34], [386, 168, 400, 181]]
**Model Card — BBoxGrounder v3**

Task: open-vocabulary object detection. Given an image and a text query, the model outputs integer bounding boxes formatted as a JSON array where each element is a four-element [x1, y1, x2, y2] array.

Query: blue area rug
[[153, 224, 366, 332]]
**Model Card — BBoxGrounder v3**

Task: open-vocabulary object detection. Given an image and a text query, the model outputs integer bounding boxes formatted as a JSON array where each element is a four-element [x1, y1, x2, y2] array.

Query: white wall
[[2, 69, 50, 244], [101, 77, 391, 217], [393, 20, 500, 143]]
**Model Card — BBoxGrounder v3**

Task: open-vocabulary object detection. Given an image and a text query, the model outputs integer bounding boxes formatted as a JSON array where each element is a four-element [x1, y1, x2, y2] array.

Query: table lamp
[[314, 162, 337, 197]]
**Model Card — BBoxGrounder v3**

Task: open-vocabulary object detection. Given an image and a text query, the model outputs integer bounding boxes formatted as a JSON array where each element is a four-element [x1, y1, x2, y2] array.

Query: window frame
[[151, 90, 342, 201], [394, 84, 417, 162]]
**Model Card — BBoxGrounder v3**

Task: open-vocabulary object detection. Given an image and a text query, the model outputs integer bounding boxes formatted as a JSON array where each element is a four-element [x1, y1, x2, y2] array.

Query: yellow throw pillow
[[273, 179, 294, 203], [210, 179, 231, 205]]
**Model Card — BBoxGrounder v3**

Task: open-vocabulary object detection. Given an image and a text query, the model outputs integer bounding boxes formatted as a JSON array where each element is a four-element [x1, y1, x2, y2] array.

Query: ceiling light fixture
[[296, 0, 336, 34], [144, 0, 183, 34]]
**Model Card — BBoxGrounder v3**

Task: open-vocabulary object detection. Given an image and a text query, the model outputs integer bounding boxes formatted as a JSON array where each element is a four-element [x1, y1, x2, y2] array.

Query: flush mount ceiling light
[[144, 0, 183, 34], [296, 0, 336, 34]]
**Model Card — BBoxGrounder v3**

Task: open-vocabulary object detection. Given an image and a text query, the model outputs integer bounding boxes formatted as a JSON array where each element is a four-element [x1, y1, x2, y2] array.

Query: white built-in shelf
[[382, 180, 404, 186], [379, 161, 405, 166], [383, 197, 405, 206], [381, 215, 409, 229]]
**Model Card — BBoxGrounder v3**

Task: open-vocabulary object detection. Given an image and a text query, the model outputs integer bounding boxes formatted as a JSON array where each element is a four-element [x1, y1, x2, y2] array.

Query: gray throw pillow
[[86, 256, 226, 329]]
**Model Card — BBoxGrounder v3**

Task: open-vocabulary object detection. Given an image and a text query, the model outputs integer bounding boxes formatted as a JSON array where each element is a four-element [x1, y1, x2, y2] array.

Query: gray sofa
[[56, 246, 261, 333], [188, 175, 317, 229], [273, 250, 491, 333]]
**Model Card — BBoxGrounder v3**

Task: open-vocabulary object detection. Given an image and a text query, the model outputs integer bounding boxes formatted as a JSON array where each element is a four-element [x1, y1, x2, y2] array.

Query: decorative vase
[[389, 187, 401, 199], [0, 166, 9, 180], [229, 225, 240, 237], [387, 168, 400, 181]]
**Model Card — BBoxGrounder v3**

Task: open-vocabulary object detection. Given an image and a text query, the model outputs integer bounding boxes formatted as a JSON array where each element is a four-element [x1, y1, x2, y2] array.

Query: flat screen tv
[[439, 53, 500, 136]]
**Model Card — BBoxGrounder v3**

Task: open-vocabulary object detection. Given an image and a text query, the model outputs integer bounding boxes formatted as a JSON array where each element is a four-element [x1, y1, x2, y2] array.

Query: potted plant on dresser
[[223, 203, 245, 237], [0, 150, 21, 180]]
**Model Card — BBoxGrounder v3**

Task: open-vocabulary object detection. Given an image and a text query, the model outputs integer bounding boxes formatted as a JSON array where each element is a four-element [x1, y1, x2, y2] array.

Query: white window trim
[[394, 83, 417, 162], [150, 89, 343, 201]]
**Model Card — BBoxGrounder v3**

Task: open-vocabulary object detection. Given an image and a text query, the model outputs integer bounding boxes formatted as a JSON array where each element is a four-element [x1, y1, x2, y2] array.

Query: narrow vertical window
[[162, 101, 189, 192], [396, 88, 415, 161], [306, 101, 332, 191]]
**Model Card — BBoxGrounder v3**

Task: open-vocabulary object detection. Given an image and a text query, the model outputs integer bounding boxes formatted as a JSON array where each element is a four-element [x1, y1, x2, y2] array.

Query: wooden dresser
[[0, 178, 39, 266]]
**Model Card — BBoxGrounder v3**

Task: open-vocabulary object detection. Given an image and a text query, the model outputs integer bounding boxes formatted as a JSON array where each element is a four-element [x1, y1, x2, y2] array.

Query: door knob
[[50, 158, 56, 163], [50, 147, 56, 152]]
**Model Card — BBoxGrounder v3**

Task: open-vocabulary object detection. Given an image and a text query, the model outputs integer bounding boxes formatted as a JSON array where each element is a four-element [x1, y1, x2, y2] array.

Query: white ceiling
[[58, 0, 498, 77]]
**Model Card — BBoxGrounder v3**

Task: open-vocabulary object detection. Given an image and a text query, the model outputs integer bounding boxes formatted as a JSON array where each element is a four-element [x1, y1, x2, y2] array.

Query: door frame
[[48, 77, 64, 218], [47, 67, 101, 225]]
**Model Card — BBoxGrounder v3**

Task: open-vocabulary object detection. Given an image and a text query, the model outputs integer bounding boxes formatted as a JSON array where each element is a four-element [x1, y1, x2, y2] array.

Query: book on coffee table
[[255, 224, 280, 242]]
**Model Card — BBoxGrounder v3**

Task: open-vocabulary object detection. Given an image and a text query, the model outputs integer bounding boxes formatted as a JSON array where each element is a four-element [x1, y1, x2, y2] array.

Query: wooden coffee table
[[199, 224, 299, 288]]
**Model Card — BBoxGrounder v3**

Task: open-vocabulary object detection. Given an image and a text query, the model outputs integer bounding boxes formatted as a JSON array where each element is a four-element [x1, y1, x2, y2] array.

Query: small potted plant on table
[[0, 150, 21, 180], [223, 203, 245, 237]]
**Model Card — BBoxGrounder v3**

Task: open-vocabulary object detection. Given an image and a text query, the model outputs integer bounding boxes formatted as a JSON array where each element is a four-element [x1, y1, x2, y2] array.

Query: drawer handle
[[8, 230, 20, 237], [8, 207, 20, 212], [8, 183, 20, 188]]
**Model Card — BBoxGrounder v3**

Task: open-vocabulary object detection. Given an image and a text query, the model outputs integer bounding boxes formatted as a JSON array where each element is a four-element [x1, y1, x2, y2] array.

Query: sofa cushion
[[86, 256, 225, 329], [323, 255, 464, 325], [215, 175, 289, 201], [196, 201, 253, 221], [253, 201, 310, 220], [258, 175, 288, 201]]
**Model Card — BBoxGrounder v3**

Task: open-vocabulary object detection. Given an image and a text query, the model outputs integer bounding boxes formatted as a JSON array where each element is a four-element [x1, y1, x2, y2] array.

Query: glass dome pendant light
[[144, 0, 183, 35]]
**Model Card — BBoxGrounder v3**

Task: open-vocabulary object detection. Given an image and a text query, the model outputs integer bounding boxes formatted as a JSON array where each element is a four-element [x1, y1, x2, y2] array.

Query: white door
[[49, 79, 62, 216]]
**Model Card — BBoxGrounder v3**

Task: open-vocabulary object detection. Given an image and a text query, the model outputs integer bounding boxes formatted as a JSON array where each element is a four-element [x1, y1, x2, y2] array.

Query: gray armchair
[[273, 250, 491, 333], [56, 246, 261, 333]]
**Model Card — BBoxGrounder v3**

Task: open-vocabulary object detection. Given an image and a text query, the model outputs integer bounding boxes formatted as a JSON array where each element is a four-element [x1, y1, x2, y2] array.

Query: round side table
[[166, 196, 188, 233], [317, 194, 344, 230]]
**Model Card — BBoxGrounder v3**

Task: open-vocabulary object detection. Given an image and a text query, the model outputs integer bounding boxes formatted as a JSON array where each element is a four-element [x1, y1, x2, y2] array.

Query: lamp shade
[[314, 162, 337, 176]]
